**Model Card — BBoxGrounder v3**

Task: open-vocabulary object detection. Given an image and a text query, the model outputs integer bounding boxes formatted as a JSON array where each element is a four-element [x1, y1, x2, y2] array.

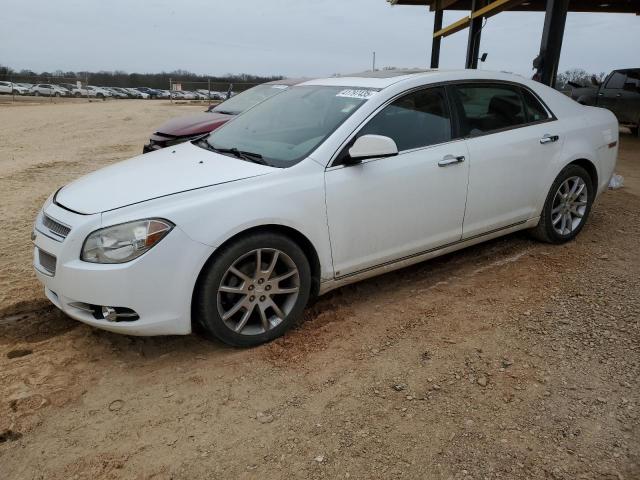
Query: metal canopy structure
[[388, 0, 640, 86]]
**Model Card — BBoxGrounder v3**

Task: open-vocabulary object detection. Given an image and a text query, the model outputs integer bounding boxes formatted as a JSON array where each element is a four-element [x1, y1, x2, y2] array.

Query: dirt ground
[[0, 100, 638, 480]]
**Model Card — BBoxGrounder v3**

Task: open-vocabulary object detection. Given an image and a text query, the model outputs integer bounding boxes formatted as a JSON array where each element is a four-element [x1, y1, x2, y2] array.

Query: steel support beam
[[430, 8, 444, 67], [465, 0, 486, 69], [534, 0, 569, 86]]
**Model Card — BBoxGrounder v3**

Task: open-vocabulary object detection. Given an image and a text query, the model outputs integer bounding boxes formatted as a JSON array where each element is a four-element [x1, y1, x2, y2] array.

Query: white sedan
[[33, 70, 618, 346]]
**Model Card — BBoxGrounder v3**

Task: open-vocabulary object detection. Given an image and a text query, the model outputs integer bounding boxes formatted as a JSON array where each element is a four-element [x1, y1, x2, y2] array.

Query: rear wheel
[[194, 232, 311, 347], [531, 164, 594, 244]]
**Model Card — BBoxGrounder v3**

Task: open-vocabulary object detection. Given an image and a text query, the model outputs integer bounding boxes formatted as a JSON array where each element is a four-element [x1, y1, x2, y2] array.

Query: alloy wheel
[[217, 248, 300, 336], [551, 176, 588, 236]]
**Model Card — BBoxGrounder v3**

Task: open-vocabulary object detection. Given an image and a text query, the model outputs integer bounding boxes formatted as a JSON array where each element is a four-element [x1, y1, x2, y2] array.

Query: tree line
[[0, 65, 282, 89]]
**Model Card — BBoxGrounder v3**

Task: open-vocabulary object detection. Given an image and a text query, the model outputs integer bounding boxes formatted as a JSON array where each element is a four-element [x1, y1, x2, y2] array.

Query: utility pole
[[372, 51, 376, 71]]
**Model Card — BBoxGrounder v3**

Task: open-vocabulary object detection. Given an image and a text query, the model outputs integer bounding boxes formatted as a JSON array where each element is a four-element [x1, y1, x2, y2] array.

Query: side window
[[357, 87, 452, 151], [453, 84, 526, 136], [522, 89, 550, 123], [605, 72, 627, 90]]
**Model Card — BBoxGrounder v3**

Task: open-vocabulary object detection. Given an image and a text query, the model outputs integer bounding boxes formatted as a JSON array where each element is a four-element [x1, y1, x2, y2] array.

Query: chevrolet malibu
[[33, 70, 618, 346]]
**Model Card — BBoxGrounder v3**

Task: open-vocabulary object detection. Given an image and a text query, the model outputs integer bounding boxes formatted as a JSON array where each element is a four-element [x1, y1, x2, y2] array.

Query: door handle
[[438, 155, 465, 167], [540, 134, 559, 145]]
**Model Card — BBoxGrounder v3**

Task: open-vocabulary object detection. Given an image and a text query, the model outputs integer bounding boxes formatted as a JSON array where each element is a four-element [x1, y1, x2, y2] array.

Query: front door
[[325, 86, 470, 277]]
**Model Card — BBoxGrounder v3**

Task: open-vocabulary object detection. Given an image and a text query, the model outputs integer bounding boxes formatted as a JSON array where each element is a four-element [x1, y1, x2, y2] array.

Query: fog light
[[102, 306, 118, 322]]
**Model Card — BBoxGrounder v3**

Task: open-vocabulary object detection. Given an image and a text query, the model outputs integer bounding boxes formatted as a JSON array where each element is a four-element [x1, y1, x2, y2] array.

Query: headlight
[[81, 219, 173, 264]]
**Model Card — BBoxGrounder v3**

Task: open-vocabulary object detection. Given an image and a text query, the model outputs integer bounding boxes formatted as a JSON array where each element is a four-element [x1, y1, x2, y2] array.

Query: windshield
[[205, 85, 376, 168], [211, 84, 290, 115]]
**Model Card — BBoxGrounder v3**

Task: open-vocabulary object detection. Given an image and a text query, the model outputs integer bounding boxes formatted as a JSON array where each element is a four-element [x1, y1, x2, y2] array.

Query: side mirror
[[345, 135, 398, 164]]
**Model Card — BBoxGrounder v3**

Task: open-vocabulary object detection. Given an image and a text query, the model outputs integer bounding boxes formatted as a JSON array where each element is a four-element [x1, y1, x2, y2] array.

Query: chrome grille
[[38, 249, 57, 276], [42, 215, 71, 239]]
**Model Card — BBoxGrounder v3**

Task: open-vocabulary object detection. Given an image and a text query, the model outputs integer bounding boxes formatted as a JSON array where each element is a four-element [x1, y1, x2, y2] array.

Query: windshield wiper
[[210, 145, 269, 166]]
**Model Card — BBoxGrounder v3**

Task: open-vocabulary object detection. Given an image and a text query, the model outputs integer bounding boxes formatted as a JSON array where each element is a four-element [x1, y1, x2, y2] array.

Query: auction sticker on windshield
[[336, 88, 378, 99]]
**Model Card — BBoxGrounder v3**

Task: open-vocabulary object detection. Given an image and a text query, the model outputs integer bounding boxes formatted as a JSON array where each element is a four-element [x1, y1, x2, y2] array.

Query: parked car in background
[[34, 70, 618, 345], [103, 87, 128, 98], [567, 68, 640, 136], [124, 88, 148, 99], [111, 87, 139, 98], [58, 83, 79, 94], [143, 79, 302, 152], [72, 85, 112, 99], [135, 87, 162, 99], [0, 81, 29, 95], [30, 84, 69, 97], [197, 89, 223, 100], [17, 82, 33, 90]]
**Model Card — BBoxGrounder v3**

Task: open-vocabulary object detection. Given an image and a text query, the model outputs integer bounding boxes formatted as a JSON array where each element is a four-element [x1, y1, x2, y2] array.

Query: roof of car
[[300, 69, 528, 89], [264, 78, 309, 86]]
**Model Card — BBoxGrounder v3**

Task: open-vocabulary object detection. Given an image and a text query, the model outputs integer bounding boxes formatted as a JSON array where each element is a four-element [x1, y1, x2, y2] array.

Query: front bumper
[[32, 202, 214, 336]]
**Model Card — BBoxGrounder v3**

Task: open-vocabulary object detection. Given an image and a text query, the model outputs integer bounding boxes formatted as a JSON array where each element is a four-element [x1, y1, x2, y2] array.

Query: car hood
[[55, 142, 275, 214], [155, 112, 233, 137]]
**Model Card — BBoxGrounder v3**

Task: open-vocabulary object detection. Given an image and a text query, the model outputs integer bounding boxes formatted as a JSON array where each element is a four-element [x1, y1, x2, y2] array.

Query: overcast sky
[[2, 0, 638, 77]]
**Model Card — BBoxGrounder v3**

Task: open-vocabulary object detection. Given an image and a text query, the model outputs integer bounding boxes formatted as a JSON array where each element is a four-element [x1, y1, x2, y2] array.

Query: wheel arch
[[190, 223, 322, 328], [567, 158, 598, 192]]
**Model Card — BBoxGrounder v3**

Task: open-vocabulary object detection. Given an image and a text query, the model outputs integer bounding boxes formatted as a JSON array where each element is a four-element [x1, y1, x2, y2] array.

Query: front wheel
[[193, 232, 311, 347], [531, 164, 594, 244]]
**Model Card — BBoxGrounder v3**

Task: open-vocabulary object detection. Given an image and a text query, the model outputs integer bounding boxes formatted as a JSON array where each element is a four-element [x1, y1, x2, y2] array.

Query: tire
[[34, 91, 40, 96], [530, 164, 594, 244], [12, 90, 18, 95], [55, 92, 60, 97], [193, 232, 312, 347], [74, 92, 81, 98]]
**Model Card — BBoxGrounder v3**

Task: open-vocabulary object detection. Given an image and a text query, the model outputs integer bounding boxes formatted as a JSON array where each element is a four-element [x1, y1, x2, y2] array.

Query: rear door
[[451, 82, 562, 238]]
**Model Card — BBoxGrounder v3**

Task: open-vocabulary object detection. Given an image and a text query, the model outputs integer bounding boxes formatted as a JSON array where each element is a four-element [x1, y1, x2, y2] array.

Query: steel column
[[534, 0, 570, 86], [465, 0, 486, 69], [430, 8, 444, 68]]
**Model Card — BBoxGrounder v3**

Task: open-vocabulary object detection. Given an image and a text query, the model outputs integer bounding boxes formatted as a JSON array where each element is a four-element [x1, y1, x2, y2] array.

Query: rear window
[[453, 84, 526, 136]]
